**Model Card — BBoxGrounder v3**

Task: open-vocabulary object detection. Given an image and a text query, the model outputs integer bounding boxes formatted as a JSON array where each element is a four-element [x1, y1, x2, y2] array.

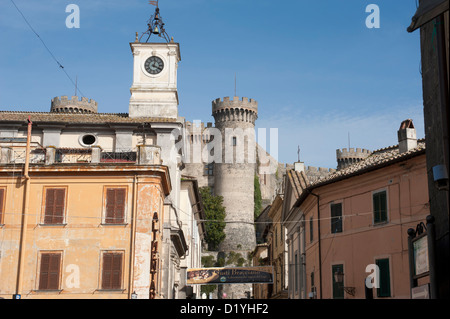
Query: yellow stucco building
[[0, 141, 171, 299]]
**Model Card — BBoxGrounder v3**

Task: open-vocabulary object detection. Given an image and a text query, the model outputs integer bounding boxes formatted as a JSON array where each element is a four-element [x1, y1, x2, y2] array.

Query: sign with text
[[413, 234, 429, 277], [187, 266, 274, 285], [411, 284, 430, 299]]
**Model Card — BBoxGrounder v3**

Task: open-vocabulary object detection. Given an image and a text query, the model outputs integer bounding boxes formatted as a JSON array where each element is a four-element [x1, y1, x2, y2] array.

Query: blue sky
[[0, 0, 424, 168]]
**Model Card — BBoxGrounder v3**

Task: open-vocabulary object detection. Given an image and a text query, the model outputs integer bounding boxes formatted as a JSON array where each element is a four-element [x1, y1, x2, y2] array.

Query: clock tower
[[129, 8, 181, 119]]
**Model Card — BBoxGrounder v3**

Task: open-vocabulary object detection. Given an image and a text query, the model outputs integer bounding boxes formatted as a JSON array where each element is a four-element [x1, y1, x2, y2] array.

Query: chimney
[[294, 161, 305, 172], [398, 119, 417, 153]]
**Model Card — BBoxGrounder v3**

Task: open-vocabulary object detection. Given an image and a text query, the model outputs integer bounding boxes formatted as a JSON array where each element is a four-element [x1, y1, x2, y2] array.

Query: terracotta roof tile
[[287, 169, 310, 199], [0, 111, 177, 124], [310, 139, 426, 188]]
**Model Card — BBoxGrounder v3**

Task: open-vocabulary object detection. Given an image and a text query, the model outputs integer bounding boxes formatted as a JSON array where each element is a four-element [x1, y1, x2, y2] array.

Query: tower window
[[232, 137, 237, 146], [204, 163, 214, 176], [79, 133, 98, 147]]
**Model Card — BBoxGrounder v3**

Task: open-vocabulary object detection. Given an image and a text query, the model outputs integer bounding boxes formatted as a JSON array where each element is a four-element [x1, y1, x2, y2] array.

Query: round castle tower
[[51, 96, 98, 114], [336, 148, 371, 170], [212, 96, 258, 253], [212, 96, 258, 299]]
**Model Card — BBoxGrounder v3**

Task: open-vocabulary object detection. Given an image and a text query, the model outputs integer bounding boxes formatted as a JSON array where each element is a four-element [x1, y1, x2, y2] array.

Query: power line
[[9, 0, 85, 97]]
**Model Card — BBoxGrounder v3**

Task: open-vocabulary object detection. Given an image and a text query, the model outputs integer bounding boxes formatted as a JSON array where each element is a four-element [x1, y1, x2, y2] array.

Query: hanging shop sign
[[187, 266, 274, 285]]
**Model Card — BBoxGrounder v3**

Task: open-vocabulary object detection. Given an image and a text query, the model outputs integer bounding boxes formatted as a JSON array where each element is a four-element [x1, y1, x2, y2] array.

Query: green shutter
[[331, 203, 342, 233], [379, 191, 387, 222], [332, 264, 344, 299], [373, 191, 387, 223], [376, 258, 391, 297]]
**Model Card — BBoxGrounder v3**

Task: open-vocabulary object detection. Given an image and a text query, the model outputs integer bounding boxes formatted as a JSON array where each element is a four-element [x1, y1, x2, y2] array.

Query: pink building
[[284, 120, 429, 299]]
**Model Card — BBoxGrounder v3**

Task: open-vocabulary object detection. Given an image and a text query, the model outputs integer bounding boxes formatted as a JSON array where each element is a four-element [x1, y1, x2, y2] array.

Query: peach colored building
[[0, 141, 172, 299], [252, 243, 271, 299], [266, 195, 288, 299], [284, 121, 429, 299]]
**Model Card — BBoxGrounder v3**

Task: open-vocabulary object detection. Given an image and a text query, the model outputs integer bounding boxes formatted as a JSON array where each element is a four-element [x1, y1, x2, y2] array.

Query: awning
[[407, 0, 449, 32]]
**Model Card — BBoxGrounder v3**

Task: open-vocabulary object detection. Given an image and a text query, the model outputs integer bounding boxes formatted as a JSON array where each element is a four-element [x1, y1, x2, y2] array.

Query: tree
[[199, 187, 226, 251]]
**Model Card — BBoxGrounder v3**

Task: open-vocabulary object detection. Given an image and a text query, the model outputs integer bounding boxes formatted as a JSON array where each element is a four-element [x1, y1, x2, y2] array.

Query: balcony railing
[[55, 148, 93, 163], [1, 145, 160, 166], [100, 151, 137, 163]]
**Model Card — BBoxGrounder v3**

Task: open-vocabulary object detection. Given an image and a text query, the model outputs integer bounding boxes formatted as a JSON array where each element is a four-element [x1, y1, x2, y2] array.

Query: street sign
[[411, 284, 430, 299], [413, 234, 429, 277]]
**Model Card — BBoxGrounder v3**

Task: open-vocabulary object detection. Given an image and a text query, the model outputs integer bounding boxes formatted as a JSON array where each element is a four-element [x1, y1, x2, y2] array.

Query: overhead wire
[[9, 0, 85, 97]]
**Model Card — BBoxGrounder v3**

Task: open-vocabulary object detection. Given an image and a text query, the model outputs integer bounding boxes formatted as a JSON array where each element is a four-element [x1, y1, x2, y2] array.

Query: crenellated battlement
[[336, 148, 371, 170], [305, 166, 337, 174], [212, 96, 258, 114], [336, 147, 371, 159], [212, 96, 258, 125], [50, 96, 98, 114]]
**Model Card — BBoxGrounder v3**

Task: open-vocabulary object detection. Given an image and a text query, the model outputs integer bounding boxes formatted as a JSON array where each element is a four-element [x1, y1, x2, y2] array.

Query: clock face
[[144, 56, 164, 75]]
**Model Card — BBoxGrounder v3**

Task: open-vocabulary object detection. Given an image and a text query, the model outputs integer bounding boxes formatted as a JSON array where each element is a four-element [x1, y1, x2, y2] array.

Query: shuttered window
[[44, 188, 66, 224], [376, 258, 391, 297], [0, 188, 5, 224], [105, 188, 126, 224], [309, 217, 314, 242], [39, 252, 61, 290], [332, 264, 344, 299], [101, 252, 123, 290], [373, 190, 388, 224], [294, 252, 298, 293], [331, 203, 343, 233]]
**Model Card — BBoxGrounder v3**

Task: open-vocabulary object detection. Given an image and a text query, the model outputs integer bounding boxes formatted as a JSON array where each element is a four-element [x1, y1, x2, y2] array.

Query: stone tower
[[212, 96, 258, 252], [50, 96, 98, 114], [212, 96, 258, 299], [336, 147, 371, 170]]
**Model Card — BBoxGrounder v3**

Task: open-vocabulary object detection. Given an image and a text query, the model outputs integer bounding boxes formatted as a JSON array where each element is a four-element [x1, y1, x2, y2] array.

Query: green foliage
[[254, 174, 262, 219], [199, 187, 226, 251], [201, 255, 216, 268], [226, 251, 246, 267]]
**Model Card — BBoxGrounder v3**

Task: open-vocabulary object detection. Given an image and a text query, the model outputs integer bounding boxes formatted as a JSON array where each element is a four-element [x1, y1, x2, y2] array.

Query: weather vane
[[139, 0, 171, 43]]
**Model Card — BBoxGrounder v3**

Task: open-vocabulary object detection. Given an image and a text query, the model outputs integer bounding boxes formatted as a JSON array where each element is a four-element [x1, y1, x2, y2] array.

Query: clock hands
[[145, 57, 163, 74]]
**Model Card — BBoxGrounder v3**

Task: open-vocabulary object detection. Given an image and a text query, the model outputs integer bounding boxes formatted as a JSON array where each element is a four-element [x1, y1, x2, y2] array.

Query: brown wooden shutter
[[102, 252, 123, 289], [0, 189, 4, 224], [44, 188, 65, 224], [39, 253, 61, 290], [105, 188, 125, 224]]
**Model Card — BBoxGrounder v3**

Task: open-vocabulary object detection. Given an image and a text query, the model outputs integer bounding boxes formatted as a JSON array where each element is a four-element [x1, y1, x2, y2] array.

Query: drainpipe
[[128, 174, 138, 299], [16, 117, 32, 297], [308, 190, 322, 299]]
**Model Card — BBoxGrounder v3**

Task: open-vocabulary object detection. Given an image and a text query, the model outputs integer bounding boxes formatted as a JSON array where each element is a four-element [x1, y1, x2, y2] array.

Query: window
[[373, 190, 388, 224], [39, 252, 62, 290], [43, 188, 66, 224], [79, 133, 97, 147], [101, 252, 123, 290], [332, 264, 344, 299], [204, 163, 214, 176], [311, 271, 315, 289], [294, 252, 298, 293], [376, 258, 391, 297], [331, 203, 343, 233], [309, 217, 313, 242], [105, 188, 126, 224], [0, 188, 5, 224], [275, 227, 278, 247], [232, 136, 237, 146]]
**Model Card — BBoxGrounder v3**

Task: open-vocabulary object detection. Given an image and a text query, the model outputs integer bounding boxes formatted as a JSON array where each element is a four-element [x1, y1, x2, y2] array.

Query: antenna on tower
[[297, 145, 301, 162], [348, 132, 351, 149]]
